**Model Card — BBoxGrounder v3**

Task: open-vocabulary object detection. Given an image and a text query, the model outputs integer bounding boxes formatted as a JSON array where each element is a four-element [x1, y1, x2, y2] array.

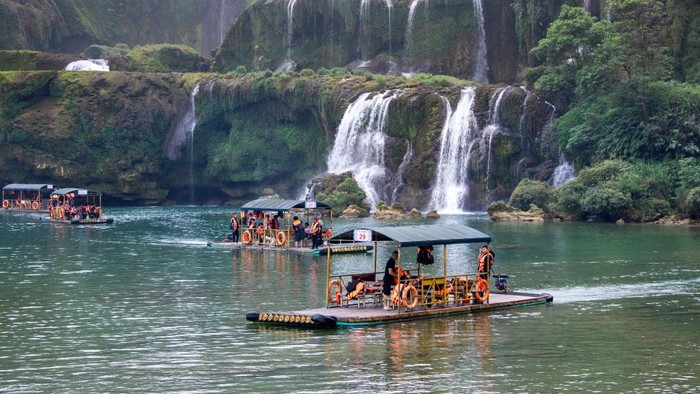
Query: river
[[1, 207, 698, 392]]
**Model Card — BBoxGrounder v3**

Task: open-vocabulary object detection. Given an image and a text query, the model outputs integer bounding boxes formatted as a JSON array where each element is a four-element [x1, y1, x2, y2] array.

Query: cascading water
[[360, 0, 371, 60], [281, 0, 298, 70], [65, 59, 109, 71], [472, 0, 489, 83], [326, 90, 403, 209], [165, 84, 200, 202], [583, 0, 591, 13], [552, 155, 576, 186], [429, 88, 480, 213], [518, 86, 533, 133], [483, 86, 514, 188], [388, 140, 413, 204], [403, 0, 426, 73], [385, 0, 393, 54]]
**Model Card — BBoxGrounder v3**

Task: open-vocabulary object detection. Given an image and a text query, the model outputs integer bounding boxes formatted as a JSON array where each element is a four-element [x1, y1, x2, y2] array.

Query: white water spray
[[472, 0, 489, 83], [166, 84, 200, 161], [552, 155, 576, 187], [326, 90, 403, 209], [65, 59, 109, 71], [403, 0, 426, 70], [483, 86, 514, 187], [429, 88, 480, 213]]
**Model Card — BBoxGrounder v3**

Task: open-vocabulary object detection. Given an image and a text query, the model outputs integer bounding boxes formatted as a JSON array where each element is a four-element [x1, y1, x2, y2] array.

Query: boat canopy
[[3, 183, 56, 191], [329, 224, 492, 247], [51, 188, 101, 197], [240, 199, 331, 212]]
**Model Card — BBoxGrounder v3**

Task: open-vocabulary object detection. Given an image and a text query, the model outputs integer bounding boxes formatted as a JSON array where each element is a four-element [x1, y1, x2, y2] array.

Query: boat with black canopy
[[245, 224, 552, 328], [207, 198, 372, 254], [48, 187, 114, 224], [2, 183, 57, 212]]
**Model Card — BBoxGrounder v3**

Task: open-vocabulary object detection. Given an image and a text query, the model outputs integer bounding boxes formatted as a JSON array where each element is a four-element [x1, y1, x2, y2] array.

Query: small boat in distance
[[208, 198, 372, 254], [246, 224, 552, 328], [2, 183, 57, 212], [48, 188, 114, 224]]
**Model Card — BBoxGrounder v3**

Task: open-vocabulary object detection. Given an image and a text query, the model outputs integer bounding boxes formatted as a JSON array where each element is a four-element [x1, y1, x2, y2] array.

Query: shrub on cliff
[[683, 187, 700, 219], [509, 179, 554, 211], [317, 177, 367, 214]]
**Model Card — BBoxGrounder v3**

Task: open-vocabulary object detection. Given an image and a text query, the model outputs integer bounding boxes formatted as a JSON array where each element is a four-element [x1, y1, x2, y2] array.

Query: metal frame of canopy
[[325, 224, 493, 311]]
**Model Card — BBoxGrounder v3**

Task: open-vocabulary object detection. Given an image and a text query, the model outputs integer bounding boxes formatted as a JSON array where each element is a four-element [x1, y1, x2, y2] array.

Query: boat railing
[[328, 271, 490, 309]]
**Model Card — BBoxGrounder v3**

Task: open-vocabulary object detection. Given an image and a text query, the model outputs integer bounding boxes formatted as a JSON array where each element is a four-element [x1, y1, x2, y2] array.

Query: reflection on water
[[0, 208, 698, 392]]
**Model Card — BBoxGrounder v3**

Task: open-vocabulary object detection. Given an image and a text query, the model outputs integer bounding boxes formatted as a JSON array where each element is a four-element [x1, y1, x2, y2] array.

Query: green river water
[[1, 207, 698, 393]]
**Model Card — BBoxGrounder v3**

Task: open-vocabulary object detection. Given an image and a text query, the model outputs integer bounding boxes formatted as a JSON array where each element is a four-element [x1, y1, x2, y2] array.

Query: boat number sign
[[353, 229, 372, 242], [78, 189, 88, 195], [305, 201, 317, 209]]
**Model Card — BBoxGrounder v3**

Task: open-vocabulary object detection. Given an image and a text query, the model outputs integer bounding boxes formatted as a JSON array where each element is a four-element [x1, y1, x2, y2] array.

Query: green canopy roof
[[3, 183, 56, 191], [240, 199, 331, 212], [51, 188, 101, 197], [330, 224, 491, 247]]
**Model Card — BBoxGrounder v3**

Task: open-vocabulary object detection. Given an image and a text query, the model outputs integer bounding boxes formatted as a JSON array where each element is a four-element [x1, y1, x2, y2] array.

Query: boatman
[[478, 245, 494, 280], [383, 251, 399, 310], [230, 213, 240, 243]]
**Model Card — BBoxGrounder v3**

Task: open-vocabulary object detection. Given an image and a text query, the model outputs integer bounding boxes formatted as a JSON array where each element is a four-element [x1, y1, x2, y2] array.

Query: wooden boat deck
[[247, 291, 552, 328]]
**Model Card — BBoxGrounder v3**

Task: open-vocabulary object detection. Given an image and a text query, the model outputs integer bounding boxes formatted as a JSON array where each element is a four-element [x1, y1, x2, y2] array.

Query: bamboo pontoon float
[[207, 198, 372, 254], [2, 183, 57, 212], [246, 224, 552, 328]]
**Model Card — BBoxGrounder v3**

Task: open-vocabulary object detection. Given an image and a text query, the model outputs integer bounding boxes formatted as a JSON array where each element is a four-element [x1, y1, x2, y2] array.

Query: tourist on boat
[[383, 251, 399, 310], [271, 215, 280, 230], [247, 213, 256, 228], [292, 216, 304, 247], [230, 213, 240, 243], [256, 223, 265, 245], [478, 245, 494, 280], [310, 217, 322, 249]]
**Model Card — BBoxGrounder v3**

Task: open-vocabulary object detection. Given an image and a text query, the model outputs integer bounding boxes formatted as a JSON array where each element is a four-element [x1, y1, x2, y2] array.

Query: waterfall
[[285, 0, 298, 61], [472, 0, 489, 83], [166, 85, 200, 161], [429, 88, 480, 213], [326, 90, 403, 209], [583, 0, 591, 13], [403, 0, 426, 72], [483, 86, 513, 190], [518, 86, 533, 133], [360, 0, 370, 60], [553, 155, 576, 187], [65, 59, 109, 71], [188, 84, 201, 203], [385, 0, 394, 55], [220, 0, 226, 44], [389, 140, 413, 204]]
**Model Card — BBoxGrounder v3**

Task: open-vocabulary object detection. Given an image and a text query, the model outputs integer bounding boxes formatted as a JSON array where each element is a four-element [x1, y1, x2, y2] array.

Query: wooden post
[[325, 241, 332, 309], [373, 241, 378, 274], [443, 244, 448, 307], [397, 247, 402, 314]]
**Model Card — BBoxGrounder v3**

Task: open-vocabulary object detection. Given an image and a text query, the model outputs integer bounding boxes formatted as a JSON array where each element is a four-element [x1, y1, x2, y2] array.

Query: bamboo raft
[[246, 291, 552, 328], [207, 241, 372, 255]]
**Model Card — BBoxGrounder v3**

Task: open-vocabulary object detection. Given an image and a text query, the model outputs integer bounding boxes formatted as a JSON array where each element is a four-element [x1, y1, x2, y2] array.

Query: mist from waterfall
[[326, 90, 403, 210], [429, 88, 479, 213], [472, 0, 489, 83]]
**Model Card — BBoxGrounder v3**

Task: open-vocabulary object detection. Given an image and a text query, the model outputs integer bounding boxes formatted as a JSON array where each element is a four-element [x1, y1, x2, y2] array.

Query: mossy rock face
[[125, 45, 205, 72], [215, 0, 521, 83], [0, 51, 78, 71]]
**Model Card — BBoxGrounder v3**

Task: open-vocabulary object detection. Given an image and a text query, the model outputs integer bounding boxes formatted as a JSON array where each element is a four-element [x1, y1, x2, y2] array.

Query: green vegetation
[[316, 174, 367, 214], [508, 179, 553, 212]]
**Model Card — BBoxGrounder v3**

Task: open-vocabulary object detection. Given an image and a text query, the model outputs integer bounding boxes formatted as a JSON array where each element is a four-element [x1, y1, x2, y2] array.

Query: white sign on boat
[[353, 229, 372, 242], [305, 200, 317, 209]]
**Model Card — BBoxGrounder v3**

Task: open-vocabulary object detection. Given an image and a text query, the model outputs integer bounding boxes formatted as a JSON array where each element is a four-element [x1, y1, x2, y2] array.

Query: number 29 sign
[[353, 229, 372, 242]]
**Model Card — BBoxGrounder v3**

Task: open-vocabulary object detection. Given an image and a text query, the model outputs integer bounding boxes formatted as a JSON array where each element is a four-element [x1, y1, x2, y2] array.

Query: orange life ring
[[242, 230, 253, 244], [275, 231, 287, 246], [327, 279, 342, 304], [401, 284, 419, 309], [474, 278, 490, 303], [32, 201, 39, 210], [2, 200, 8, 208], [324, 228, 333, 238]]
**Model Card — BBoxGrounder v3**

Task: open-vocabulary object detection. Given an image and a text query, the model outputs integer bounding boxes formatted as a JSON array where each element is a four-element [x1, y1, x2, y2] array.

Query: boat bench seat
[[342, 278, 383, 308]]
